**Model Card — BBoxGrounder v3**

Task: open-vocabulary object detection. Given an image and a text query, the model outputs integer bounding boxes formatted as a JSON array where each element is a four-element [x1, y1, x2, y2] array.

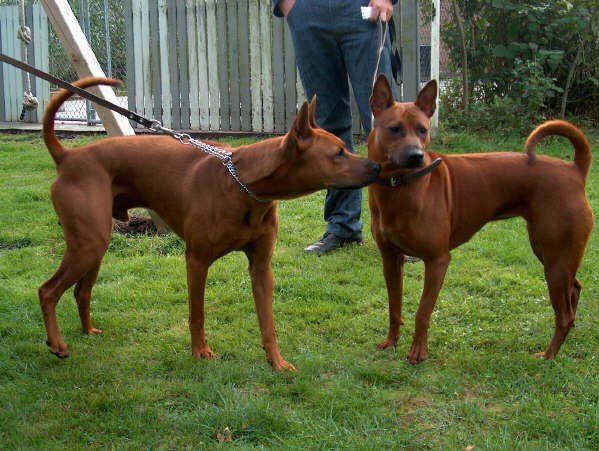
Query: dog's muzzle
[[391, 146, 425, 168]]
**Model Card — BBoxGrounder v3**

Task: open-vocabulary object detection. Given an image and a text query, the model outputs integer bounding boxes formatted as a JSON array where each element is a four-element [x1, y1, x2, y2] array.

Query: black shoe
[[303, 233, 363, 255]]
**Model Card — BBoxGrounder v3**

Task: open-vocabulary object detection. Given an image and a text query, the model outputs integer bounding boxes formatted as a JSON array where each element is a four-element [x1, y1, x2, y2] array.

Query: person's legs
[[286, 1, 363, 252], [338, 0, 398, 136]]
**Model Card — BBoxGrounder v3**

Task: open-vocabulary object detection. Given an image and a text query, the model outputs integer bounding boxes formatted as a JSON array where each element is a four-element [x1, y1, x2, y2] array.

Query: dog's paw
[[84, 327, 102, 335], [377, 337, 398, 350], [407, 342, 427, 364], [533, 349, 555, 360], [192, 345, 217, 359], [270, 359, 296, 372], [46, 339, 69, 358]]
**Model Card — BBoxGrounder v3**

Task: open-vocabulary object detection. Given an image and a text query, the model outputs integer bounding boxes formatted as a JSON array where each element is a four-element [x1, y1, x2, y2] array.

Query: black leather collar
[[376, 158, 442, 187]]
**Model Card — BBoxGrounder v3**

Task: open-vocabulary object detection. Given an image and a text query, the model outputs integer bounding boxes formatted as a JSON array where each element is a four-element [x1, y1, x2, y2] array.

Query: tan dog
[[368, 74, 593, 363], [39, 77, 380, 370]]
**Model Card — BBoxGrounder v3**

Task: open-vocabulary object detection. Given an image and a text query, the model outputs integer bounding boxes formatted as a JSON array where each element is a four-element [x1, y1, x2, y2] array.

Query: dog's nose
[[406, 147, 424, 167]]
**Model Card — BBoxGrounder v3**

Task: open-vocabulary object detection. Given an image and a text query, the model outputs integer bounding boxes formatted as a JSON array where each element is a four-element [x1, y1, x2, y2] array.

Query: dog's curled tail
[[42, 77, 123, 165], [525, 120, 592, 180]]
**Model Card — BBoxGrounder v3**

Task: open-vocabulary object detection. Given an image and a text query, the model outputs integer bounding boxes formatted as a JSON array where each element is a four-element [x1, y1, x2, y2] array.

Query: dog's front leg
[[245, 237, 295, 371], [377, 247, 405, 349], [408, 253, 450, 364], [185, 250, 216, 359]]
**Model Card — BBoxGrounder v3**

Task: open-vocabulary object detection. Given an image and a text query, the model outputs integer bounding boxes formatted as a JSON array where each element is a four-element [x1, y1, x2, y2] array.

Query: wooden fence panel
[[186, 0, 199, 129], [131, 0, 144, 118], [272, 17, 285, 133], [158, 0, 171, 127], [227, 0, 240, 132], [32, 4, 50, 122], [238, 0, 251, 131], [195, 0, 209, 130], [0, 1, 382, 135], [141, 0, 152, 119], [177, 0, 190, 129], [168, 0, 181, 128], [0, 10, 4, 121], [216, 0, 229, 131], [150, 0, 162, 123], [259, 0, 273, 133], [283, 23, 296, 130], [249, 0, 261, 132], [205, 0, 219, 131], [1, 6, 23, 122]]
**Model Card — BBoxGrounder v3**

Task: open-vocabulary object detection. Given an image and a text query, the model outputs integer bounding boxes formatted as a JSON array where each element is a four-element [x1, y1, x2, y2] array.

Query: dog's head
[[273, 96, 380, 196], [368, 74, 437, 177]]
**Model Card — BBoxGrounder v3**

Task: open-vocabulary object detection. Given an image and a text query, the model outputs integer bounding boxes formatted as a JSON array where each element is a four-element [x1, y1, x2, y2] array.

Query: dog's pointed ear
[[415, 79, 437, 118], [284, 101, 313, 156], [308, 94, 317, 128], [290, 101, 313, 141], [370, 74, 394, 115]]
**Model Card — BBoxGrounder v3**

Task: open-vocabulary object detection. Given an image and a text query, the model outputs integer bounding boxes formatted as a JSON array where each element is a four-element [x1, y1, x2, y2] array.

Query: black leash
[[0, 51, 269, 202], [0, 52, 156, 129], [378, 157, 442, 187]]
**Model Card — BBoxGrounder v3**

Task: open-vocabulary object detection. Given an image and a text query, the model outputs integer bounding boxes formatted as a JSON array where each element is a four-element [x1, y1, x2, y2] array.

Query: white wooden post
[[430, 0, 440, 137], [40, 0, 134, 136]]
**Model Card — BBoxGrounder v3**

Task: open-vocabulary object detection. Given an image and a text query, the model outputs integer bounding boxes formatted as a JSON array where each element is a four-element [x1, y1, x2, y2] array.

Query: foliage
[[442, 0, 599, 131], [1, 131, 599, 447]]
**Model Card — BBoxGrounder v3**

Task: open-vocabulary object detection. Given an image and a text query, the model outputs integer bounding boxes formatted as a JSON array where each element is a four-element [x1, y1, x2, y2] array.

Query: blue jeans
[[286, 0, 397, 238]]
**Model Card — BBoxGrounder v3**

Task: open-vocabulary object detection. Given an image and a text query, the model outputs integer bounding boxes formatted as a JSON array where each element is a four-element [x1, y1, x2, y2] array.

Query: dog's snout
[[406, 146, 424, 167]]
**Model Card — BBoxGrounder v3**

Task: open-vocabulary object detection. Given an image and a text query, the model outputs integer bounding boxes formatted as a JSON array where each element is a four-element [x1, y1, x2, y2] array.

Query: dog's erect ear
[[290, 101, 313, 141], [284, 101, 313, 156], [370, 74, 394, 115], [415, 79, 437, 118], [308, 94, 317, 128]]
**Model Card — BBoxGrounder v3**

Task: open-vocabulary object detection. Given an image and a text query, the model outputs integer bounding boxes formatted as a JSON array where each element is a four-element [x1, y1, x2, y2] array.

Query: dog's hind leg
[[74, 263, 103, 334], [40, 181, 112, 357], [538, 262, 576, 360], [39, 243, 107, 358], [570, 277, 582, 316]]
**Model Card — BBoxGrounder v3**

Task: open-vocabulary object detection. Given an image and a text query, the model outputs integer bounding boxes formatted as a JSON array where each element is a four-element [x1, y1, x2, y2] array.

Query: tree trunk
[[561, 4, 598, 118], [561, 45, 581, 119], [451, 0, 469, 110]]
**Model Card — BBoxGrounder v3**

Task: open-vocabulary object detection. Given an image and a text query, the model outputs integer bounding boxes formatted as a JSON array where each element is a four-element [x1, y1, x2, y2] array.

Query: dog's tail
[[525, 120, 592, 180], [42, 76, 123, 165]]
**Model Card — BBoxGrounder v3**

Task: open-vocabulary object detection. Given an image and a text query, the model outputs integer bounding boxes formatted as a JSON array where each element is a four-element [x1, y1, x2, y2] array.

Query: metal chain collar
[[150, 122, 269, 203]]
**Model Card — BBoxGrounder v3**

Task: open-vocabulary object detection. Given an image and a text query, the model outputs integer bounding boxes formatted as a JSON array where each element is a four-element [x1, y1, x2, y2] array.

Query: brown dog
[[39, 77, 380, 370], [368, 74, 593, 363]]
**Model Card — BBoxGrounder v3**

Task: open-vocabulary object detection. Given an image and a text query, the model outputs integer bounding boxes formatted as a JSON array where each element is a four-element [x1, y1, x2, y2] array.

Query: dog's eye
[[418, 126, 428, 136], [336, 147, 344, 156], [389, 125, 402, 135]]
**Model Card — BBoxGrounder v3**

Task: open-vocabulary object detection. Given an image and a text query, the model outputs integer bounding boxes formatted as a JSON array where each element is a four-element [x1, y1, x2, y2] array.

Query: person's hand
[[278, 0, 296, 17], [368, 0, 393, 22]]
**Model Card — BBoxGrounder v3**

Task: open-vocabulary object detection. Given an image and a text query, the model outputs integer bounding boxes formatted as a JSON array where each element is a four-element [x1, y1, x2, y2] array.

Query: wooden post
[[430, 0, 440, 137], [401, 0, 420, 102], [41, 0, 133, 134], [40, 0, 169, 233]]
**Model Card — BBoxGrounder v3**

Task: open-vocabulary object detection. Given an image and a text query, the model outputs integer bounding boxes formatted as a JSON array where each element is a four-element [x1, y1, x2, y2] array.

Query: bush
[[441, 0, 599, 132]]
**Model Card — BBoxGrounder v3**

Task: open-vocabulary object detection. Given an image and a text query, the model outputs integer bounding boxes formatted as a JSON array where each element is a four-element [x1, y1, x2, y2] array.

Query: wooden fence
[[124, 0, 366, 134], [0, 3, 50, 123], [0, 0, 420, 134]]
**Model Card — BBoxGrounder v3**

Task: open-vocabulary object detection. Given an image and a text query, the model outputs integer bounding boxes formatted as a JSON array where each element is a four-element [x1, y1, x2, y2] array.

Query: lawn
[[0, 128, 598, 449]]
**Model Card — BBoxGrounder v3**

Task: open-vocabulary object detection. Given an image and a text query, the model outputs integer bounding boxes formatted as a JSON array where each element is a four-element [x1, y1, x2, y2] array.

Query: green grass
[[1, 129, 598, 449]]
